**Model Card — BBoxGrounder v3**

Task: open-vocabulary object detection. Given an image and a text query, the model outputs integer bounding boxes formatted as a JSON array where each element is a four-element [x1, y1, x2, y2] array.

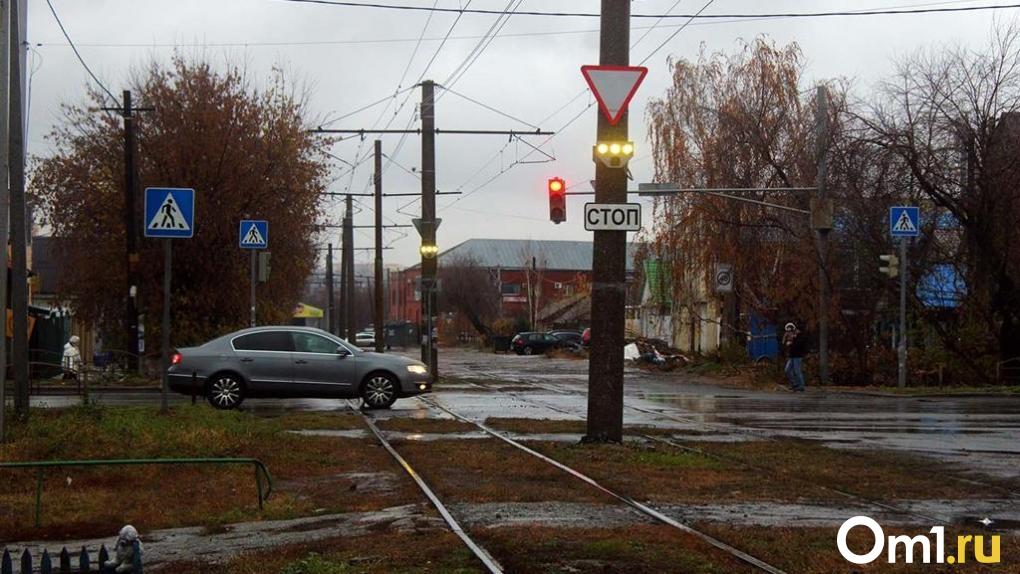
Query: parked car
[[511, 332, 562, 355], [549, 330, 583, 349], [167, 326, 431, 410], [355, 330, 376, 348]]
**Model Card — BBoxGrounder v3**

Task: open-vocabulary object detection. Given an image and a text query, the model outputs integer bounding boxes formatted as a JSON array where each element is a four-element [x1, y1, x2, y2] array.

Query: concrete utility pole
[[344, 194, 356, 340], [325, 243, 334, 333], [374, 140, 385, 352], [9, 0, 27, 417], [815, 86, 830, 386], [420, 80, 438, 378], [585, 0, 630, 443], [0, 0, 11, 441]]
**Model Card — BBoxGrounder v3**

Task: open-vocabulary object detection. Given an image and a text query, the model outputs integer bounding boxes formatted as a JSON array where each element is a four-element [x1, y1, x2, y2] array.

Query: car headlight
[[407, 365, 428, 375]]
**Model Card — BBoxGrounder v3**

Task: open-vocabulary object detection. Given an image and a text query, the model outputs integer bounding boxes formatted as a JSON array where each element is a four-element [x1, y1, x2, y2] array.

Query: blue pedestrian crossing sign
[[144, 188, 195, 238], [890, 206, 920, 238], [239, 220, 269, 249]]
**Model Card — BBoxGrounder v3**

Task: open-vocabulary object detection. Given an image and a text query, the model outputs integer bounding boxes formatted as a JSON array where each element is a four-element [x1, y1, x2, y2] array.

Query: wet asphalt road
[[29, 347, 1020, 479]]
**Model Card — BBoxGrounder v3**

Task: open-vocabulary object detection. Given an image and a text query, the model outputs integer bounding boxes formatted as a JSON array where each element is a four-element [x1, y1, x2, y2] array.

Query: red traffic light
[[548, 178, 566, 224]]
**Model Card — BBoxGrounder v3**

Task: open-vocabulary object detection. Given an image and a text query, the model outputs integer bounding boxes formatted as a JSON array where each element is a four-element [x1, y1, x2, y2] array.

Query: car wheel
[[207, 374, 245, 410], [361, 373, 398, 409], [523, 346, 534, 356]]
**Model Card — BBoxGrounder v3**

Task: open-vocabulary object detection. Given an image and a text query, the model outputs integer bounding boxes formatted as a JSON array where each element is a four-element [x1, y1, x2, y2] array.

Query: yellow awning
[[293, 303, 324, 319]]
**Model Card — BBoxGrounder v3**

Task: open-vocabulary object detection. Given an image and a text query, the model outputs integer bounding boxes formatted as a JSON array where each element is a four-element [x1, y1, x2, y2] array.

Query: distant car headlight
[[407, 365, 428, 375]]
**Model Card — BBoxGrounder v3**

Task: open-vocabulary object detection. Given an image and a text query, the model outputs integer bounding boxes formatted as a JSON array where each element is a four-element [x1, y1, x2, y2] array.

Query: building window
[[501, 283, 521, 296]]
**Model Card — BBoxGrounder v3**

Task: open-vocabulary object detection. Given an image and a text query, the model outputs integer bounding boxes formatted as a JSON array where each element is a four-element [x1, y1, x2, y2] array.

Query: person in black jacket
[[782, 322, 807, 392]]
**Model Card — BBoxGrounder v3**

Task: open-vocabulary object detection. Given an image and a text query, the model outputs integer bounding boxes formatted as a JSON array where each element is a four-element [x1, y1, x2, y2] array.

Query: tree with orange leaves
[[32, 57, 331, 348]]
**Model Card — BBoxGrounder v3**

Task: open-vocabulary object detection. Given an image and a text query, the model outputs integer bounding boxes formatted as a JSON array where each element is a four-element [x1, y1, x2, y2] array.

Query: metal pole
[[815, 86, 830, 386], [420, 80, 438, 377], [249, 249, 256, 327], [898, 237, 908, 388], [161, 239, 171, 413], [8, 0, 27, 417], [326, 243, 334, 334], [123, 90, 140, 370], [374, 140, 385, 352], [344, 195, 355, 340], [585, 0, 629, 443], [0, 0, 11, 441]]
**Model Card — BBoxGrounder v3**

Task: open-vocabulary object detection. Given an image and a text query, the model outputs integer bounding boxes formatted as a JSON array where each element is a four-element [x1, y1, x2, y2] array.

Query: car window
[[293, 332, 339, 354], [529, 333, 542, 341], [233, 331, 294, 352], [546, 335, 558, 342]]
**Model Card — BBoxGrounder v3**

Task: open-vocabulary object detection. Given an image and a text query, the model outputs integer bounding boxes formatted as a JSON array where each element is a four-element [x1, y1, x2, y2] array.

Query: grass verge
[[0, 404, 418, 541]]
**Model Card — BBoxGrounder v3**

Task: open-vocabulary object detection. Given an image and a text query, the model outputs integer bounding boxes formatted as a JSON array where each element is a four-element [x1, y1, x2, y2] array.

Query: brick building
[[388, 239, 639, 330]]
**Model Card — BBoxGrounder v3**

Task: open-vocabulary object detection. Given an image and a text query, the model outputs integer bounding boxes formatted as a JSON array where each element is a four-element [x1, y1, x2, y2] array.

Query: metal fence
[[2, 542, 141, 573], [0, 458, 273, 527]]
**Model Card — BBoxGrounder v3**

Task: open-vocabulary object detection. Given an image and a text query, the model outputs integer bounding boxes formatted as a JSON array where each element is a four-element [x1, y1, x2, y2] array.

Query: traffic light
[[548, 177, 566, 224], [879, 254, 899, 278], [593, 141, 635, 169]]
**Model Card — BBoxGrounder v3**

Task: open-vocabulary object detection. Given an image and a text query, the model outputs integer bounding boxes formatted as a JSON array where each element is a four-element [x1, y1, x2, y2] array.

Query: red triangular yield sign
[[581, 65, 648, 126]]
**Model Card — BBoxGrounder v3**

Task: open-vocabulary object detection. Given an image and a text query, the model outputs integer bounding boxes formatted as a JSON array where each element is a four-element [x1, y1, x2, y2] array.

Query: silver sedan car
[[167, 326, 432, 410]]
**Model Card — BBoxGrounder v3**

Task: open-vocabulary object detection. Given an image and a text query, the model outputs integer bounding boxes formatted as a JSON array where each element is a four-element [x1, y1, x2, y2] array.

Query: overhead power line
[[275, 0, 1020, 19], [44, 0, 118, 105]]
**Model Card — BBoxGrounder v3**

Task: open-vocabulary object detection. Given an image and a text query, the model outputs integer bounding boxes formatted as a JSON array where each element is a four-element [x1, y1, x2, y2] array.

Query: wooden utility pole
[[100, 93, 153, 366], [0, 0, 11, 440], [9, 0, 27, 417], [344, 194, 356, 340], [585, 0, 630, 443], [326, 243, 334, 334], [374, 140, 385, 352], [815, 86, 830, 385]]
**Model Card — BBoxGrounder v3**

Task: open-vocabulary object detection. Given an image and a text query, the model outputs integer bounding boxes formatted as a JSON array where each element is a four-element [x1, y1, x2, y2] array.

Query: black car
[[549, 330, 583, 349], [511, 332, 562, 355]]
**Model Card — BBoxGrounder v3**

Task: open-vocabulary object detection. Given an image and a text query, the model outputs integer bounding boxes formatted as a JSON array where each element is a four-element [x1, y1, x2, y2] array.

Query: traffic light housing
[[593, 141, 635, 169], [879, 254, 899, 278], [548, 177, 566, 224]]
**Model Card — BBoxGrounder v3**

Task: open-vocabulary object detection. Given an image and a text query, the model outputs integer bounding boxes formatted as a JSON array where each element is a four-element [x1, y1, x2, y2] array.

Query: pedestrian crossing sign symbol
[[144, 188, 195, 238], [889, 206, 920, 238], [239, 220, 269, 249]]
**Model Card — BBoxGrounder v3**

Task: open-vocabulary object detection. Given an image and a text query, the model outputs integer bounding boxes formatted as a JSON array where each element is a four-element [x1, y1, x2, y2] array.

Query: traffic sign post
[[583, 1, 637, 444], [889, 206, 919, 388], [240, 220, 269, 327], [144, 187, 195, 413]]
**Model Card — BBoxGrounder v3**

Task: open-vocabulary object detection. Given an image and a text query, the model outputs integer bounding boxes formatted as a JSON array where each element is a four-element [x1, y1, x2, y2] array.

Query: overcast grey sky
[[25, 0, 1015, 266]]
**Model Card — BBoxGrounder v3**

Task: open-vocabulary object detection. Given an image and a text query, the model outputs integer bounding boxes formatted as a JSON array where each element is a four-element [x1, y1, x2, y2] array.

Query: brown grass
[[692, 439, 1003, 500], [476, 525, 756, 574], [392, 438, 612, 504], [373, 416, 478, 434], [0, 405, 419, 541], [169, 527, 481, 573]]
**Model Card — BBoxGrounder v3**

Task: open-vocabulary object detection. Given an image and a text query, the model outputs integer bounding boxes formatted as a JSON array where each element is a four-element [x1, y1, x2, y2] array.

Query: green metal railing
[[0, 458, 273, 527]]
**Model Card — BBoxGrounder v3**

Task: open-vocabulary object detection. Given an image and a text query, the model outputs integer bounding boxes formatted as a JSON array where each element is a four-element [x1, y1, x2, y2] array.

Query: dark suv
[[511, 332, 562, 355]]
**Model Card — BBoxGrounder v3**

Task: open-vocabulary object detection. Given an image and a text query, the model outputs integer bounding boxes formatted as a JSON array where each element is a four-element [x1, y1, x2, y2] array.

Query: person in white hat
[[62, 334, 82, 379]]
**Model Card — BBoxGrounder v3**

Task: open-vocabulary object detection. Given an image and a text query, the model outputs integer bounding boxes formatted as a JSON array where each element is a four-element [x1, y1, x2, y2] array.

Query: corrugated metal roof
[[431, 238, 640, 272]]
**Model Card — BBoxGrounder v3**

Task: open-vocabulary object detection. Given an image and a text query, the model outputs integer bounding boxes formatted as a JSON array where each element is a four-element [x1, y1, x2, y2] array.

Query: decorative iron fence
[[2, 541, 142, 573]]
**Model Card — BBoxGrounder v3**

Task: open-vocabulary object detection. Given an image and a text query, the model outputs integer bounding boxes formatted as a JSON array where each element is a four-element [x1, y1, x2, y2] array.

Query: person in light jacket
[[62, 335, 82, 379]]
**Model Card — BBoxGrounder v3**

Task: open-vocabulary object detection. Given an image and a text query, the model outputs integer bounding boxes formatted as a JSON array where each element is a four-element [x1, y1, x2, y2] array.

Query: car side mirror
[[336, 346, 351, 357]]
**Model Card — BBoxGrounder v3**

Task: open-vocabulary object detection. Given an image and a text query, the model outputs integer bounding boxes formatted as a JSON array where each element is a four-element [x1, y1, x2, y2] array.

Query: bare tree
[[438, 255, 500, 338], [857, 22, 1020, 364]]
